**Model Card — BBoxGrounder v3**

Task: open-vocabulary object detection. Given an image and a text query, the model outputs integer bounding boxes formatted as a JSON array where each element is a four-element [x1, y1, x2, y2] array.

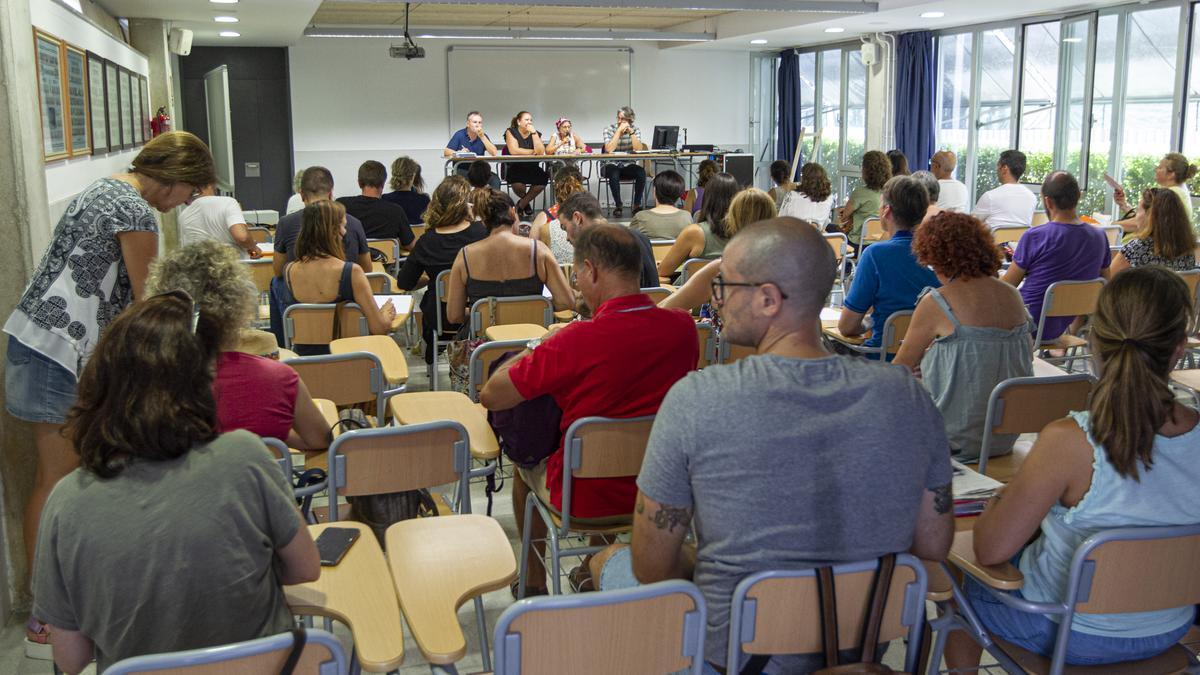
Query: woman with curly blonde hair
[[147, 241, 331, 450], [383, 156, 430, 226], [894, 211, 1033, 461]]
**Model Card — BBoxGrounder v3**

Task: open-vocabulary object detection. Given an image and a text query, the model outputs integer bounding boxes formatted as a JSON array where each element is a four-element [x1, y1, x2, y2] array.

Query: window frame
[[789, 40, 871, 200]]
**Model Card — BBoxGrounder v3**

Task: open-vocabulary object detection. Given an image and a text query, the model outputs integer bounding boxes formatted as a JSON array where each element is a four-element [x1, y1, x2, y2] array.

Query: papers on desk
[[453, 151, 477, 158], [374, 294, 413, 314], [820, 307, 841, 322], [952, 459, 1003, 517], [542, 285, 552, 299]]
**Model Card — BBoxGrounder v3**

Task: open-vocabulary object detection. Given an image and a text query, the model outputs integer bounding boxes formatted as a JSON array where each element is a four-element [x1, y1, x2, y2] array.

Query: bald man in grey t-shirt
[[630, 218, 954, 671]]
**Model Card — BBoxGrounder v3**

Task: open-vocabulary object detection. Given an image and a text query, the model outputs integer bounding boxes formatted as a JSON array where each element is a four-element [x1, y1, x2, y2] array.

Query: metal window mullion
[[1012, 27, 1024, 150], [839, 47, 850, 173], [814, 51, 823, 168], [1110, 10, 1130, 187], [967, 29, 983, 199], [1170, 0, 1193, 149], [1052, 21, 1072, 171], [1078, 13, 1099, 189]]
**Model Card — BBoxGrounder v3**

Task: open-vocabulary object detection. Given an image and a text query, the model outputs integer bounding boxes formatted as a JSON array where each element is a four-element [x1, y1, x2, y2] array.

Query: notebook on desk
[[374, 294, 413, 315], [952, 460, 1002, 517]]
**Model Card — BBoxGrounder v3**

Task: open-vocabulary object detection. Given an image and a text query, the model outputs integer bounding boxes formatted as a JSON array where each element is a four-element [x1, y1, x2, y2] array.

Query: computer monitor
[[652, 126, 679, 150]]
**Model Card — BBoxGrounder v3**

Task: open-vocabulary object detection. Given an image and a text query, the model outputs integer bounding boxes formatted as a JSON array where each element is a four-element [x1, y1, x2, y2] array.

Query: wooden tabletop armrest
[[948, 530, 1024, 591], [923, 559, 954, 602]]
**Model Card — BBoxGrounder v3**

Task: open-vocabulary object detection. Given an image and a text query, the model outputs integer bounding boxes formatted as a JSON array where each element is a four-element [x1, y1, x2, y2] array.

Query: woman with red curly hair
[[894, 211, 1034, 461]]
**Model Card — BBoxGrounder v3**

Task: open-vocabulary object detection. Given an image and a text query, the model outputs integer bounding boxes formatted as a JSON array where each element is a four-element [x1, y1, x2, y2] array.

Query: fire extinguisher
[[150, 107, 171, 137]]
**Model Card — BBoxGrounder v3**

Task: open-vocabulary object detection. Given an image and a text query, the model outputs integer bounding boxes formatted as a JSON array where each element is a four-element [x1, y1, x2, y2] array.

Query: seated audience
[[947, 266, 1200, 668], [888, 149, 911, 176], [285, 169, 305, 214], [657, 173, 741, 278], [840, 175, 941, 357], [631, 218, 953, 672], [912, 170, 944, 222], [269, 166, 372, 345], [1111, 189, 1197, 274], [547, 117, 587, 155], [466, 159, 494, 219], [559, 191, 658, 289], [973, 149, 1037, 228], [837, 150, 891, 253], [382, 155, 430, 227], [1002, 171, 1110, 340], [531, 169, 583, 264], [395, 175, 488, 364], [445, 189, 574, 391], [931, 150, 968, 212], [481, 224, 698, 596], [33, 294, 319, 674], [504, 111, 549, 218], [1113, 187, 1157, 237], [894, 213, 1033, 461], [148, 241, 331, 450], [337, 160, 414, 247], [179, 183, 261, 259], [779, 162, 835, 227], [684, 159, 719, 215], [629, 170, 692, 239], [445, 110, 501, 189], [601, 106, 647, 217], [279, 200, 397, 355], [1114, 152, 1197, 221], [767, 159, 795, 207]]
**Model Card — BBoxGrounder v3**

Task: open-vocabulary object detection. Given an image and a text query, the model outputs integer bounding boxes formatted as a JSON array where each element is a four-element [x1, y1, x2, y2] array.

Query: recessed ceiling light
[[750, 39, 768, 44], [920, 11, 945, 19], [214, 16, 239, 23], [210, 0, 238, 3], [219, 30, 240, 37], [824, 27, 845, 33]]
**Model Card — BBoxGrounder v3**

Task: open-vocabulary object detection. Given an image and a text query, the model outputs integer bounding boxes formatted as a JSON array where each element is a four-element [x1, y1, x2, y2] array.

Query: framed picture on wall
[[139, 76, 150, 143], [119, 68, 134, 150], [105, 60, 120, 148], [34, 29, 68, 161], [86, 51, 108, 154], [64, 44, 90, 156]]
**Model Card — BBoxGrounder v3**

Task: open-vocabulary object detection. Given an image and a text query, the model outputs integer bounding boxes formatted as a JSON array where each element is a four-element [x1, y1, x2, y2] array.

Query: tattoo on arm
[[651, 504, 692, 533], [932, 483, 953, 515]]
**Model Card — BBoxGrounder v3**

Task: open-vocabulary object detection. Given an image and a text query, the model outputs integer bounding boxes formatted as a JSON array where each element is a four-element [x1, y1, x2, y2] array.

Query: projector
[[390, 44, 425, 60]]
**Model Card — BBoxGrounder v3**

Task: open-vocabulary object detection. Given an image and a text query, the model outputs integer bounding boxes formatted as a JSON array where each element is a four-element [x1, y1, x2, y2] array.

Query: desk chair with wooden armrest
[[929, 525, 1200, 675], [976, 373, 1095, 481], [718, 340, 757, 365], [826, 309, 913, 362], [284, 352, 402, 425], [241, 259, 276, 325], [247, 226, 272, 244], [860, 216, 885, 246], [366, 237, 400, 263], [263, 437, 326, 524], [408, 223, 428, 249], [469, 295, 554, 339], [1096, 225, 1122, 247], [330, 336, 408, 391], [1032, 278, 1105, 371], [678, 257, 709, 285], [282, 303, 370, 351], [1032, 211, 1049, 227], [1177, 270, 1200, 362], [991, 225, 1030, 248], [430, 269, 454, 390], [364, 272, 394, 295], [104, 629, 348, 675], [726, 555, 929, 675], [697, 322, 717, 368], [494, 579, 708, 675], [463, 338, 529, 515], [518, 415, 655, 598], [824, 232, 851, 296], [650, 239, 676, 265]]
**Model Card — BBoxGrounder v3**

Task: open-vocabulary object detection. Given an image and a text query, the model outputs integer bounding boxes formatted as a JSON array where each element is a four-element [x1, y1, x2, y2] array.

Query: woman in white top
[[1113, 152, 1196, 222], [547, 117, 587, 155], [778, 162, 835, 227]]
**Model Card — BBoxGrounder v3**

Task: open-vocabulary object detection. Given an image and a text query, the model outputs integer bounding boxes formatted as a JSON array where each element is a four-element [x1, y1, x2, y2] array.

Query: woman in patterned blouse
[[1110, 188, 1197, 275]]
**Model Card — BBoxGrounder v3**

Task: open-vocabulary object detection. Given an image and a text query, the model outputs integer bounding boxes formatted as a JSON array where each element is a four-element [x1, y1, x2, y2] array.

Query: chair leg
[[547, 526, 563, 595], [474, 595, 491, 672], [517, 495, 536, 599]]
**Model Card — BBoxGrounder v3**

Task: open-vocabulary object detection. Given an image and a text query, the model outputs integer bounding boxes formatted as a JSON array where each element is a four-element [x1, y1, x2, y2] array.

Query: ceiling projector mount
[[390, 3, 425, 60]]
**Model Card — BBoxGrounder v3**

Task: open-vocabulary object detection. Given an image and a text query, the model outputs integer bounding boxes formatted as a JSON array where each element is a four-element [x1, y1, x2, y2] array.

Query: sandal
[[568, 565, 595, 593], [510, 578, 548, 600], [25, 617, 51, 660]]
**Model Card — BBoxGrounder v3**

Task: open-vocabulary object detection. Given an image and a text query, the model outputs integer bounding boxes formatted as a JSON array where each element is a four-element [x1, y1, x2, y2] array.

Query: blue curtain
[[776, 48, 802, 177], [894, 31, 936, 173]]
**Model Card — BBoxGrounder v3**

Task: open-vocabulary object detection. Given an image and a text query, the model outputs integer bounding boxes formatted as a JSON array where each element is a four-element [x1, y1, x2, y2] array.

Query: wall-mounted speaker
[[168, 28, 193, 56]]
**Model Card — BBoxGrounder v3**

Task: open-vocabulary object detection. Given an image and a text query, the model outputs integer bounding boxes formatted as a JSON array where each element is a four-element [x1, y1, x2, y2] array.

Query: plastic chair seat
[[484, 323, 547, 342], [543, 508, 633, 536], [992, 638, 1193, 675], [330, 335, 409, 386], [389, 392, 500, 461]]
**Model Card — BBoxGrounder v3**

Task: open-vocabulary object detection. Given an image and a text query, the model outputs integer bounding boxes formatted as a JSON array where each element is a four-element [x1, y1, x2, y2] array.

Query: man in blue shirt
[[444, 110, 500, 189], [838, 174, 941, 358]]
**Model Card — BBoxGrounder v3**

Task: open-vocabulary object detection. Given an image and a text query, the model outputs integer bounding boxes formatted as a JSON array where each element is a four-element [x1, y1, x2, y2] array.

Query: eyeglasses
[[710, 273, 789, 304], [151, 288, 200, 333]]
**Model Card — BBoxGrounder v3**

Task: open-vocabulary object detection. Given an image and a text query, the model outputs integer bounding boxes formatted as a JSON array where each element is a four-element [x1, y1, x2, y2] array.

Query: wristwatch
[[527, 337, 543, 351]]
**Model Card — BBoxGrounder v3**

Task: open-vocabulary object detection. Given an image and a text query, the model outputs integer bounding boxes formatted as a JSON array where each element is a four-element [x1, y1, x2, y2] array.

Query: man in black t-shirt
[[559, 192, 658, 290], [336, 160, 415, 247]]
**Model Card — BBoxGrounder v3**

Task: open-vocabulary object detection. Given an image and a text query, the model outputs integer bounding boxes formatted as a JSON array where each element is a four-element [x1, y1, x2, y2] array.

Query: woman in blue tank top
[[946, 266, 1200, 667]]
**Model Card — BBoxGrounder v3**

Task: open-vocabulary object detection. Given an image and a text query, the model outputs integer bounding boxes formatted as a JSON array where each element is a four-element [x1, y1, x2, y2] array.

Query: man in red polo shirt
[[482, 223, 697, 596]]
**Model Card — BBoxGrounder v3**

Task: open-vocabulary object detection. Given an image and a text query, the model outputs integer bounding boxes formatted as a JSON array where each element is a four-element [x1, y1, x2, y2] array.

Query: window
[[819, 49, 842, 171], [1083, 14, 1119, 215], [845, 50, 868, 167], [1120, 6, 1182, 201], [935, 33, 972, 178], [974, 28, 1017, 204], [788, 45, 869, 203], [1018, 21, 1061, 185]]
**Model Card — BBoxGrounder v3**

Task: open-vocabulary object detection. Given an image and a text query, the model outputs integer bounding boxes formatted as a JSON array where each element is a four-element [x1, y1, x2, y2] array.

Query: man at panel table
[[445, 110, 501, 190]]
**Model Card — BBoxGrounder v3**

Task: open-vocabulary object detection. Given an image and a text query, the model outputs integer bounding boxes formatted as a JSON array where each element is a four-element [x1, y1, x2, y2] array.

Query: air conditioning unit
[[169, 28, 193, 56]]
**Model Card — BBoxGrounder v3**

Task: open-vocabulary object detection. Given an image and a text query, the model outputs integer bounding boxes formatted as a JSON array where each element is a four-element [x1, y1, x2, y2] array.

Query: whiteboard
[[204, 65, 235, 193], [447, 47, 632, 145]]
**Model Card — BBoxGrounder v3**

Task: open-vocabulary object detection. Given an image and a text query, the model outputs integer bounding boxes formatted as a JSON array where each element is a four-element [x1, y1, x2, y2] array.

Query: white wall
[[289, 39, 751, 204], [30, 0, 150, 251]]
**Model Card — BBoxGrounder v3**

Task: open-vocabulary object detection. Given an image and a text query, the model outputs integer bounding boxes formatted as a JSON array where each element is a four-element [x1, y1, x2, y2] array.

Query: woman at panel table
[[892, 212, 1033, 462], [148, 241, 331, 450], [547, 117, 588, 156], [1113, 152, 1198, 223], [504, 111, 550, 219], [444, 189, 574, 392], [3, 130, 214, 656], [1110, 188, 1197, 275], [32, 293, 319, 674], [278, 200, 396, 356], [946, 266, 1200, 668]]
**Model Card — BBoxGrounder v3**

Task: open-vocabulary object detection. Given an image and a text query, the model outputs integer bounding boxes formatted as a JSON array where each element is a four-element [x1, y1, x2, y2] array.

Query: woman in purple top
[[1002, 171, 1111, 340]]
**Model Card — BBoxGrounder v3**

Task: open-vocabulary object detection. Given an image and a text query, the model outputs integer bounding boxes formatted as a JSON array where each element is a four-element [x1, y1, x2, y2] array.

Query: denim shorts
[[5, 336, 77, 424], [964, 566, 1191, 665]]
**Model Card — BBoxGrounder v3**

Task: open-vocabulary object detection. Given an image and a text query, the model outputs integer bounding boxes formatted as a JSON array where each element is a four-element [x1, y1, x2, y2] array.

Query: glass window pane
[[936, 33, 972, 179], [819, 49, 842, 171], [845, 49, 867, 167], [1061, 19, 1090, 181], [798, 51, 817, 163], [1120, 6, 1180, 201], [976, 27, 1017, 204], [1018, 21, 1061, 185], [1084, 14, 1118, 217]]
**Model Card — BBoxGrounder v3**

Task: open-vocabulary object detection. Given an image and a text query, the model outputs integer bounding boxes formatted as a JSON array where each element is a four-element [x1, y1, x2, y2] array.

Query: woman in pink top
[[148, 241, 330, 449]]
